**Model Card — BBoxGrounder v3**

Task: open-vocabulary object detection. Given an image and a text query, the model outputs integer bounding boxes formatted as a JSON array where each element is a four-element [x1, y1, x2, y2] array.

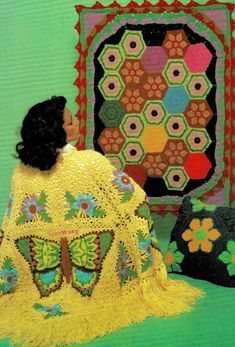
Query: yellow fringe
[[0, 275, 203, 347]]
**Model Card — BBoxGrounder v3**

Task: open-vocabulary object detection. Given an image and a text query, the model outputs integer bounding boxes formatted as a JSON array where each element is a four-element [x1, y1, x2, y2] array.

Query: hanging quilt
[[74, 0, 235, 214]]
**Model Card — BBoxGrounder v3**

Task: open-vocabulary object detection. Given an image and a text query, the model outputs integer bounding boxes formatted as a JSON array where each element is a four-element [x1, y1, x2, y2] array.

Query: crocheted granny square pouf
[[165, 196, 235, 286]]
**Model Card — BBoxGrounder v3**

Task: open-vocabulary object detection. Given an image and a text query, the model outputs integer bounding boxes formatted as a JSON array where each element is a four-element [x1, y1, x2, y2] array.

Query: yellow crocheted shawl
[[0, 146, 202, 346]]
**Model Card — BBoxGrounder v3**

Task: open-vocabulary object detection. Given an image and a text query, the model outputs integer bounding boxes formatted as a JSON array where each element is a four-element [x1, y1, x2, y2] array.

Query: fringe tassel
[[0, 275, 203, 347]]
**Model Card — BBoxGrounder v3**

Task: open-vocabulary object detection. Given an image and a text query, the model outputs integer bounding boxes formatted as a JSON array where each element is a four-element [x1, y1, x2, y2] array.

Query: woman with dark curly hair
[[16, 96, 79, 171], [0, 97, 202, 347]]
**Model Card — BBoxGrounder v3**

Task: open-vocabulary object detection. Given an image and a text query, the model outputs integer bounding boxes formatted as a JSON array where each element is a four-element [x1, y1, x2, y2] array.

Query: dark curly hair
[[16, 96, 67, 171]]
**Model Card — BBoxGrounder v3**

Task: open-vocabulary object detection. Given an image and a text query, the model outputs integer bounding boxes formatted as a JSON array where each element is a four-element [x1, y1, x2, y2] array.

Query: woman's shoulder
[[59, 146, 112, 173], [13, 146, 108, 174], [66, 146, 108, 163]]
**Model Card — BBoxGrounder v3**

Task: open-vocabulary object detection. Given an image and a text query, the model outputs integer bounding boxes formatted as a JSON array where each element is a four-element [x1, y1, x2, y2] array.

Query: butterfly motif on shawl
[[15, 232, 114, 297]]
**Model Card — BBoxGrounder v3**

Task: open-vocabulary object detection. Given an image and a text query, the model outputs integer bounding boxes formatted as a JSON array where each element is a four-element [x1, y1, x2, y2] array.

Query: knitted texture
[[165, 196, 235, 287], [0, 146, 202, 346], [75, 1, 235, 213]]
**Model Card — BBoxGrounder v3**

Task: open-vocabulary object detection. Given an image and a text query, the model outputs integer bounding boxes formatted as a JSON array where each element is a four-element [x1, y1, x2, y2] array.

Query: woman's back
[[0, 98, 202, 347]]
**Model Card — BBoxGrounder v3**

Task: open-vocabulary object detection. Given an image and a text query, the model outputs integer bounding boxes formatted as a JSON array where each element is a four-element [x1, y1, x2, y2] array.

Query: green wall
[[0, 0, 234, 224], [0, 2, 235, 346], [0, 0, 80, 223]]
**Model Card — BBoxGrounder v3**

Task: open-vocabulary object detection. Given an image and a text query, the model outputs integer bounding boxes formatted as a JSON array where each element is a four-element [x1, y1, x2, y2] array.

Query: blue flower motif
[[111, 171, 135, 192], [1, 267, 18, 293], [33, 303, 68, 319], [37, 304, 61, 315], [71, 194, 97, 216], [22, 195, 44, 221]]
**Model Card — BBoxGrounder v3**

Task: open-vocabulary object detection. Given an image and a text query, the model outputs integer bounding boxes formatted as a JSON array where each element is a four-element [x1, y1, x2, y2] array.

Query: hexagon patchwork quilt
[[75, 0, 235, 214]]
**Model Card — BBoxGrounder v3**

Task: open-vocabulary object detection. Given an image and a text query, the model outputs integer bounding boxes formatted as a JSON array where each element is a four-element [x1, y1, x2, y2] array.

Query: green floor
[[1, 213, 234, 347], [81, 275, 234, 347]]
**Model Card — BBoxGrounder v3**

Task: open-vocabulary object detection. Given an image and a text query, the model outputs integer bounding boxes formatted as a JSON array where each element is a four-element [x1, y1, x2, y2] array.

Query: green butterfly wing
[[31, 238, 60, 271], [15, 237, 63, 297], [70, 231, 114, 296], [69, 234, 98, 270]]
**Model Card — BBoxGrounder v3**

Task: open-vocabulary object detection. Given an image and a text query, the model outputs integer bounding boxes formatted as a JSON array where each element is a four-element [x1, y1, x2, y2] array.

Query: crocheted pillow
[[165, 196, 235, 287]]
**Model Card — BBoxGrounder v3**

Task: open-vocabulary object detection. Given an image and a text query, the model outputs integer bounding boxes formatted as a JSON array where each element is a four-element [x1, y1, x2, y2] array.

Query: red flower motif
[[120, 60, 144, 84], [142, 154, 167, 177], [163, 30, 189, 58], [98, 129, 125, 154], [121, 89, 145, 113], [164, 141, 189, 165], [185, 101, 213, 127], [143, 75, 167, 99]]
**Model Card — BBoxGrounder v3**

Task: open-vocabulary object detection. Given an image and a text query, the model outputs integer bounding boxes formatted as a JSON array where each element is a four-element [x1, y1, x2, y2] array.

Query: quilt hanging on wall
[[75, 0, 235, 214]]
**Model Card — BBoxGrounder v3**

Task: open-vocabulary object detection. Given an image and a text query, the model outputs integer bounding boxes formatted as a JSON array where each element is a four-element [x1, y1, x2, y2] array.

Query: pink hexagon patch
[[184, 43, 213, 73]]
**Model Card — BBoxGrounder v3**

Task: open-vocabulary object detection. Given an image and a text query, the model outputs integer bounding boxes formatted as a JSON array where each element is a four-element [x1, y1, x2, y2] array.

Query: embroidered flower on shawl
[[22, 195, 45, 221], [71, 194, 97, 217], [1, 268, 18, 292], [164, 241, 184, 273], [218, 241, 235, 276], [16, 192, 52, 225], [182, 218, 220, 253], [0, 257, 18, 294], [111, 171, 135, 193], [65, 192, 106, 219], [33, 303, 68, 319]]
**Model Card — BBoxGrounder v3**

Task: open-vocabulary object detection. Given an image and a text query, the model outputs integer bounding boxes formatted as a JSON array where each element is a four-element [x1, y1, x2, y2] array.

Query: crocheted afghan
[[0, 146, 202, 347], [75, 0, 235, 215]]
